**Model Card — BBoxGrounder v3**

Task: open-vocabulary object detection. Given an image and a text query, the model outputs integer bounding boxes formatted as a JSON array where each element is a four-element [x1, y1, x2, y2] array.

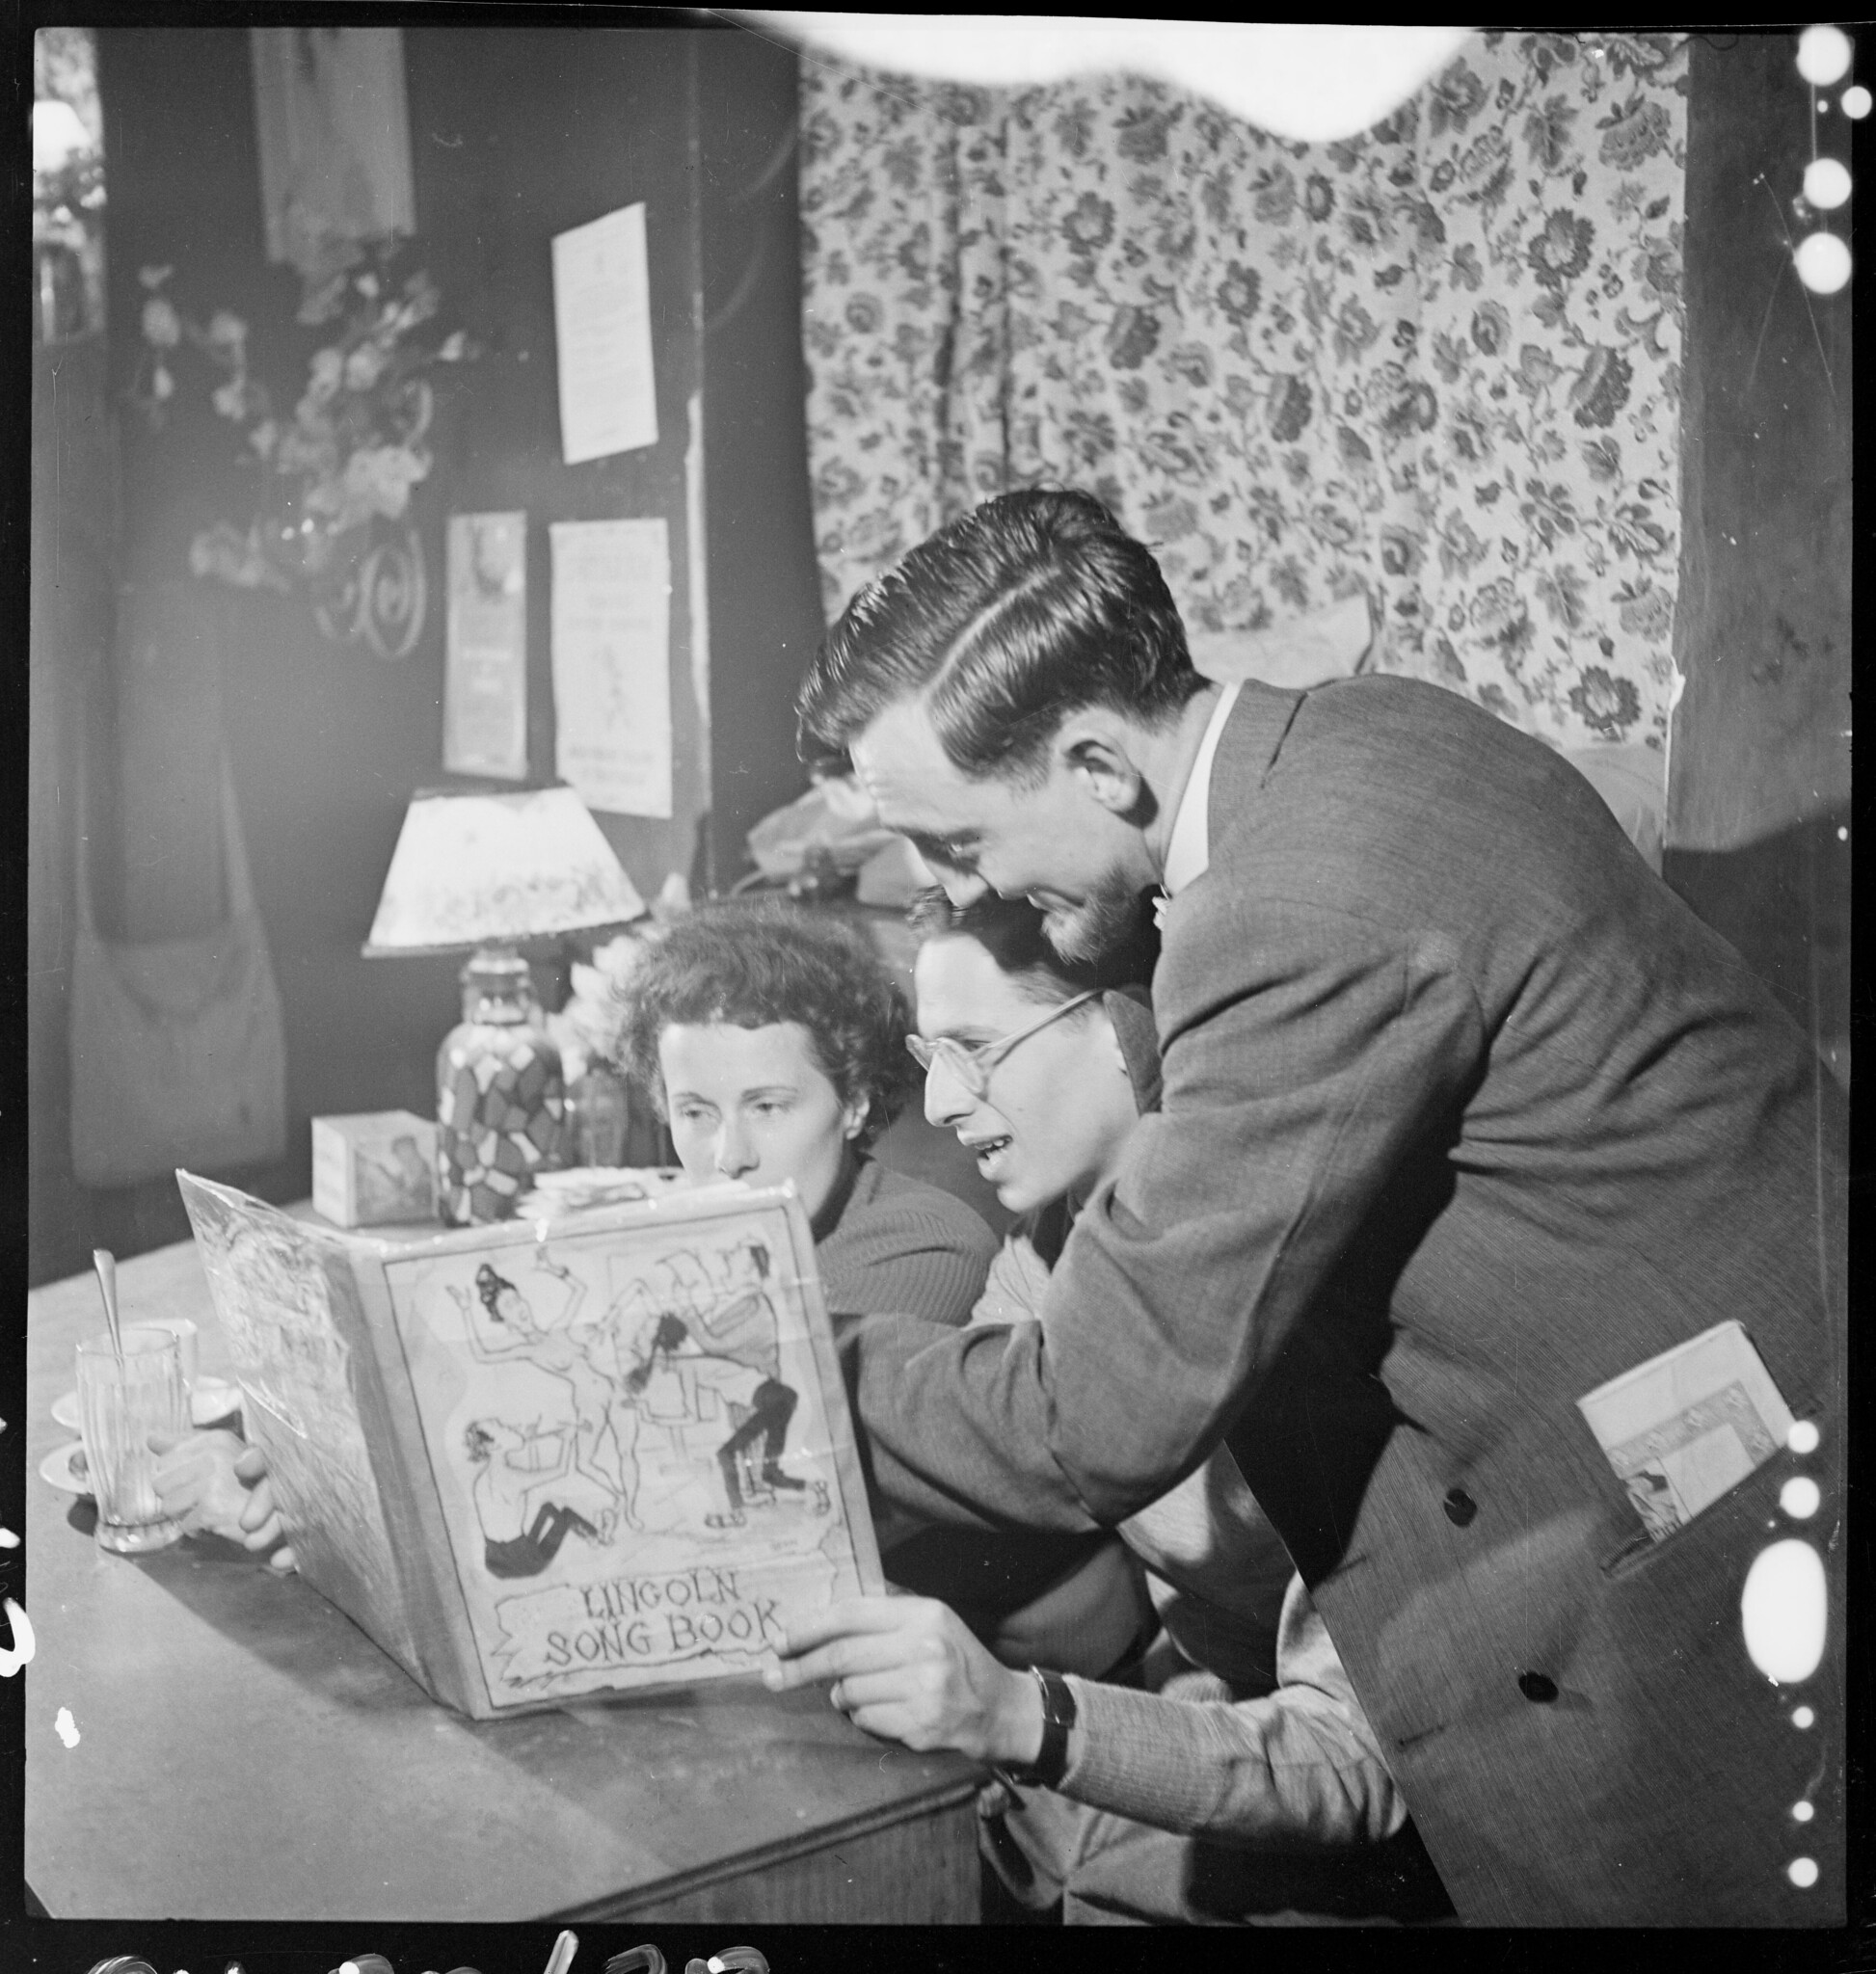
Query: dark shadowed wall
[[32, 23, 826, 1284], [1664, 32, 1854, 1087]]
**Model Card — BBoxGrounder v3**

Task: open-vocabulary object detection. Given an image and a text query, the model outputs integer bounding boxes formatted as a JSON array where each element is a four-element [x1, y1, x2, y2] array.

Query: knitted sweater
[[812, 1155, 997, 1333], [815, 1159, 1109, 1608]]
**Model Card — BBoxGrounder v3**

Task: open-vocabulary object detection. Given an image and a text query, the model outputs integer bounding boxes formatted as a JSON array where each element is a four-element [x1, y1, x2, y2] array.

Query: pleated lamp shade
[[363, 785, 646, 956]]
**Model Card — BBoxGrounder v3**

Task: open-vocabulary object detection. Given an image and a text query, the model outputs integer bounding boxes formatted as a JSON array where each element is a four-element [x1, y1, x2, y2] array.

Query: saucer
[[40, 1440, 93, 1499], [51, 1377, 242, 1433]]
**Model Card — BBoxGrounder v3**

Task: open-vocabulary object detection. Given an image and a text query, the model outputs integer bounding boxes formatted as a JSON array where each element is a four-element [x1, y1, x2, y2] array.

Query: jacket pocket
[[1596, 1449, 1796, 1583]]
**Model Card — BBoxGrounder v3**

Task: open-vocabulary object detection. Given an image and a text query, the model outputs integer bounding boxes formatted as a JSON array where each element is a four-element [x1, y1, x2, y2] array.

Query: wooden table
[[25, 1236, 983, 1922]]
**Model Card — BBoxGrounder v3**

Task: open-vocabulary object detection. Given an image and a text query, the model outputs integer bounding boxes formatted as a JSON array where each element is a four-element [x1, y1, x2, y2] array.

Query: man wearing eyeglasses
[[790, 489, 1846, 1927]]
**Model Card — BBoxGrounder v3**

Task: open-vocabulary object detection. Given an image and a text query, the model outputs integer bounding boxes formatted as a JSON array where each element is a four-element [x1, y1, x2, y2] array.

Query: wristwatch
[[998, 1666, 1077, 1789]]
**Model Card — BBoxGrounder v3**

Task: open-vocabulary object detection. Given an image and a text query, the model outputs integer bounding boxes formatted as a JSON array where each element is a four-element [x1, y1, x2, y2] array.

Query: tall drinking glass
[[75, 1330, 189, 1554]]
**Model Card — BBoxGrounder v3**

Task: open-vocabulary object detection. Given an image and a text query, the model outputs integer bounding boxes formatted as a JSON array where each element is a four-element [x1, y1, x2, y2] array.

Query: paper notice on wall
[[549, 519, 673, 819], [550, 203, 658, 465], [443, 513, 528, 780]]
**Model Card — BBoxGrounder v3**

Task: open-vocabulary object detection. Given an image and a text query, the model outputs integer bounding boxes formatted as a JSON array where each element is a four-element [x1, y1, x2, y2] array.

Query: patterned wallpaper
[[800, 31, 1688, 753]]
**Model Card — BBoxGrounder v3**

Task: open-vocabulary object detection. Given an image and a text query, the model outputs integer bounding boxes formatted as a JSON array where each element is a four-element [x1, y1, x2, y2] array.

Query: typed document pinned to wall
[[549, 518, 673, 819], [550, 202, 659, 465]]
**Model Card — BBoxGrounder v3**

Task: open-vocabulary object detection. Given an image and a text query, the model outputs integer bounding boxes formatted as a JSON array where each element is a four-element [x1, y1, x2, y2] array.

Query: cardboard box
[[311, 1110, 438, 1227]]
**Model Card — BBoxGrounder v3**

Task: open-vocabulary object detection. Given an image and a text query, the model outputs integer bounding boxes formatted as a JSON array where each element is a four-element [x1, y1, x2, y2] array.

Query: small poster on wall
[[443, 513, 528, 781], [250, 28, 415, 283], [550, 202, 659, 465], [549, 518, 673, 819]]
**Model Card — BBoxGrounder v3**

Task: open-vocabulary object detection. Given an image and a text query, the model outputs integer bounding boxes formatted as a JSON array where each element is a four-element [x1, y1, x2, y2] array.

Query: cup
[[75, 1330, 189, 1555], [125, 1315, 199, 1396]]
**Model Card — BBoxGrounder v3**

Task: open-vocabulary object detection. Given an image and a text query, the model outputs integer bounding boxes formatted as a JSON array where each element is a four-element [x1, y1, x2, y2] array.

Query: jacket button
[[1443, 1487, 1477, 1526], [1518, 1671, 1559, 1704]]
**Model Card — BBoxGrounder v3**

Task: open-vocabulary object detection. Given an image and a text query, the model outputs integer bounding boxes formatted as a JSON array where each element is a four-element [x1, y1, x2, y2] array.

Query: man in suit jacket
[[794, 489, 1846, 1926]]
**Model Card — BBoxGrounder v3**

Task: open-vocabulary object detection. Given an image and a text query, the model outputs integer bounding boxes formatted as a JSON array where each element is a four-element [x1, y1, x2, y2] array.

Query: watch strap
[[1001, 1666, 1076, 1789]]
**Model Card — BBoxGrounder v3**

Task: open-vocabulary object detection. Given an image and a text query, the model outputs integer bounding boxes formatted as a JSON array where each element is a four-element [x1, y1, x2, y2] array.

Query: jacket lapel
[[1206, 680, 1305, 853]]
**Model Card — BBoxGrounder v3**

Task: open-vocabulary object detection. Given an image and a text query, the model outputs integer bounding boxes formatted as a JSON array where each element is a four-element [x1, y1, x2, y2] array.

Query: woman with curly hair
[[612, 895, 997, 1332], [151, 901, 991, 1569], [151, 897, 1122, 1658]]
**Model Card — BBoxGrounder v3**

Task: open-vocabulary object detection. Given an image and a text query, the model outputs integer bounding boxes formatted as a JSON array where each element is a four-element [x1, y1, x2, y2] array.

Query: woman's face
[[913, 935, 1139, 1214], [658, 1020, 865, 1223]]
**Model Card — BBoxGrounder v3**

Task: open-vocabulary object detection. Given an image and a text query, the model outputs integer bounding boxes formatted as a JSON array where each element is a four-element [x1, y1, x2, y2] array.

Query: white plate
[[40, 1441, 94, 1499], [51, 1378, 242, 1434]]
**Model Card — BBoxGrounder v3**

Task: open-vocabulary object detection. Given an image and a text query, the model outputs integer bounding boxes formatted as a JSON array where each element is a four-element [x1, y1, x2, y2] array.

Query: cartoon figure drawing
[[425, 1226, 836, 1567], [625, 1314, 826, 1530], [608, 1240, 782, 1388], [450, 1250, 640, 1535], [699, 1236, 782, 1378], [464, 1417, 601, 1579]]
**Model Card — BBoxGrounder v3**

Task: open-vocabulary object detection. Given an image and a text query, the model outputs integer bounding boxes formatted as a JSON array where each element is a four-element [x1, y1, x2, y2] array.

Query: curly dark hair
[[906, 887, 1160, 1005], [613, 898, 920, 1150]]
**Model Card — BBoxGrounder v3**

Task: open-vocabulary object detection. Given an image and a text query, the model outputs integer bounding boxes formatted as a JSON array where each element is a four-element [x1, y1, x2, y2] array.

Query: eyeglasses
[[905, 988, 1103, 1099]]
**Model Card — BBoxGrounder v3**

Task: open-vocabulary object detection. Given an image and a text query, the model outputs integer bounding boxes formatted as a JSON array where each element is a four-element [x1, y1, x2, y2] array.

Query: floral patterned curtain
[[800, 30, 1686, 754]]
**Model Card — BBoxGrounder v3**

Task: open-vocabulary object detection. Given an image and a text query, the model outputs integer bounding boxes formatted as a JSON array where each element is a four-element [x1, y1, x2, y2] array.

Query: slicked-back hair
[[907, 887, 1160, 1007], [796, 488, 1206, 785], [612, 897, 920, 1150]]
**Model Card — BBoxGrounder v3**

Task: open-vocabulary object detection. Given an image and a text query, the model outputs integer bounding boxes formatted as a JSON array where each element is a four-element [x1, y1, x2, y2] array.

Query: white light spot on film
[[1788, 1420, 1821, 1455], [1798, 25, 1854, 86], [0, 1599, 35, 1675], [1843, 83, 1872, 117], [0, 1527, 18, 1549], [1805, 157, 1853, 208], [1742, 1540, 1827, 1682], [1793, 1705, 1816, 1729], [1792, 1800, 1815, 1823], [1795, 231, 1853, 293], [54, 1707, 79, 1748], [1781, 1477, 1822, 1519], [1788, 1855, 1820, 1888]]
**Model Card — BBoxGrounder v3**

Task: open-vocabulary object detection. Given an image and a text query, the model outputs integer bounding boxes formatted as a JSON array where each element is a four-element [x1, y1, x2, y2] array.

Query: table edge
[[549, 1762, 987, 1922]]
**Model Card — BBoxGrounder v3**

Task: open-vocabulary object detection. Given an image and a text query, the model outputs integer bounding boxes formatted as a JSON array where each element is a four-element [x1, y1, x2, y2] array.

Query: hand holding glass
[[75, 1329, 190, 1554]]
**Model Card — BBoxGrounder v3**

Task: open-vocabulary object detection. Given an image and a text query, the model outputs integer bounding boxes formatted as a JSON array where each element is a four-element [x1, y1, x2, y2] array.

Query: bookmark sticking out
[[1577, 1320, 1797, 1542]]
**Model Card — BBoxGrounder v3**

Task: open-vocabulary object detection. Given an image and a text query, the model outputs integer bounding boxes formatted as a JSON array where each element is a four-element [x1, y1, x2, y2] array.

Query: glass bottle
[[435, 946, 570, 1225], [567, 1059, 632, 1167]]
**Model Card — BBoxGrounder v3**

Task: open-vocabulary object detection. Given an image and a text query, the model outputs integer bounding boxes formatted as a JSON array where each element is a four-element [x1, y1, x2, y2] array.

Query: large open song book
[[176, 1171, 882, 1718]]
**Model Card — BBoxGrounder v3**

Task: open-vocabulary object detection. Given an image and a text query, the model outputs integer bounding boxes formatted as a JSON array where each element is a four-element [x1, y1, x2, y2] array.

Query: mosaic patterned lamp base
[[435, 949, 570, 1225]]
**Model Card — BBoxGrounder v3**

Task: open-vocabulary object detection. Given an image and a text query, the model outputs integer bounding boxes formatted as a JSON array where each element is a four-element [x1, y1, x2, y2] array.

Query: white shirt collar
[[1161, 681, 1241, 898]]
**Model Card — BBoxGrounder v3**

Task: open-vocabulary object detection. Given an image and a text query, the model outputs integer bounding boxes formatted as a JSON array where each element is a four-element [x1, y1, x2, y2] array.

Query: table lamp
[[363, 784, 647, 1225]]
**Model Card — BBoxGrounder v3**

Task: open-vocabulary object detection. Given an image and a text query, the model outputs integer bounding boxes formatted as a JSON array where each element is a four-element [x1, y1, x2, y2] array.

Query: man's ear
[[1058, 725, 1149, 822]]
